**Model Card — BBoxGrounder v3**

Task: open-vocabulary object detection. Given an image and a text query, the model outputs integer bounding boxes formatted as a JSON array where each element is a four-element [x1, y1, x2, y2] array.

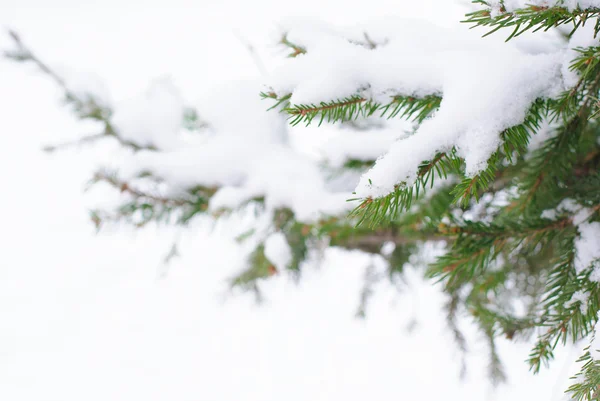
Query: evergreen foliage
[[6, 1, 600, 398]]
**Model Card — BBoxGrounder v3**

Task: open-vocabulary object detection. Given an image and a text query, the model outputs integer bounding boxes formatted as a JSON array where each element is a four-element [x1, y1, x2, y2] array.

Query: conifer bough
[[7, 1, 600, 398]]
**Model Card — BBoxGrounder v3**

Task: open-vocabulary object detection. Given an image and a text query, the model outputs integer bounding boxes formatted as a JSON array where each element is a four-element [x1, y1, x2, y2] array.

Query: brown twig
[[94, 171, 191, 207]]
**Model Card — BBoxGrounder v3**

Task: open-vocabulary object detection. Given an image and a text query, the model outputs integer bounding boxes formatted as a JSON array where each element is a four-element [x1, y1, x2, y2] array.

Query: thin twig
[[5, 29, 155, 152], [42, 132, 108, 152]]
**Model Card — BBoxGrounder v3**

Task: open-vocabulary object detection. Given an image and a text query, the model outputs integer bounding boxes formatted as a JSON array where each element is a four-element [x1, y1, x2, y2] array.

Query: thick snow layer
[[63, 14, 598, 218], [23, 13, 597, 223], [356, 50, 562, 197], [264, 232, 293, 270], [196, 79, 288, 145], [119, 80, 352, 221], [122, 139, 351, 221], [60, 68, 112, 109], [270, 19, 451, 105], [268, 18, 568, 198], [319, 126, 407, 167], [112, 78, 185, 150]]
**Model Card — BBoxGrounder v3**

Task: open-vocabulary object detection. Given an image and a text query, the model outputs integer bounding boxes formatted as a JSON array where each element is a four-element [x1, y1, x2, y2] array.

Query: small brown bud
[[301, 225, 311, 236]]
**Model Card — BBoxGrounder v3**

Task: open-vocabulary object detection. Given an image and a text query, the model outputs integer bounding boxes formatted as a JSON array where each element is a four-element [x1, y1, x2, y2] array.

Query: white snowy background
[[0, 0, 585, 400]]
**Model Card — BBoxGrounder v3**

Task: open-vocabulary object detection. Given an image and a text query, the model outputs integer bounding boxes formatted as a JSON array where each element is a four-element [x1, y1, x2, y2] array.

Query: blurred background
[[0, 1, 583, 400]]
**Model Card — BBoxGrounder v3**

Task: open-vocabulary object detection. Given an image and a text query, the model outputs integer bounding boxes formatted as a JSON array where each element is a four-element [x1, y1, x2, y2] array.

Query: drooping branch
[[5, 30, 155, 152]]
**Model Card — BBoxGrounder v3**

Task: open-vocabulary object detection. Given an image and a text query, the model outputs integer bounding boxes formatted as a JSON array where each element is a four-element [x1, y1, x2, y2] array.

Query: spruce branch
[[262, 92, 442, 126], [452, 98, 547, 206], [9, 6, 600, 397], [513, 70, 600, 216], [6, 30, 73, 100], [464, 1, 600, 41], [527, 231, 600, 377], [88, 170, 216, 228], [349, 151, 462, 228], [351, 100, 546, 226], [552, 46, 600, 122], [260, 91, 292, 111], [568, 348, 600, 401], [427, 214, 585, 295], [92, 171, 192, 207], [288, 96, 373, 126]]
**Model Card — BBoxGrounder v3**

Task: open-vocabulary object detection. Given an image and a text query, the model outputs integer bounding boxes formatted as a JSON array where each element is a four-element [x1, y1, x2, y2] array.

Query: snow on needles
[[317, 123, 409, 168], [269, 17, 571, 199], [104, 15, 598, 221], [112, 78, 185, 150], [118, 79, 351, 221]]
